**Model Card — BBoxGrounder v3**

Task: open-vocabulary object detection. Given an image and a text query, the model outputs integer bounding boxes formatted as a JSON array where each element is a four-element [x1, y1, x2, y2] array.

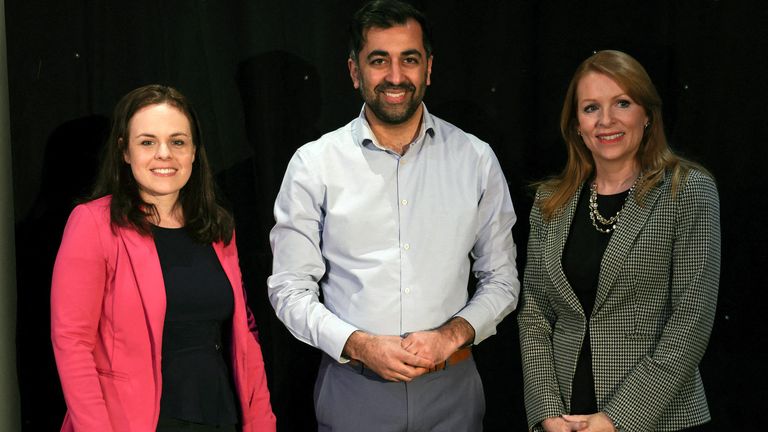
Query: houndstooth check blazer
[[518, 168, 720, 432]]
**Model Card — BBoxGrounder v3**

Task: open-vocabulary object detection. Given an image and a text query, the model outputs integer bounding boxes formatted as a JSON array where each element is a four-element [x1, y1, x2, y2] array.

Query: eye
[[617, 99, 631, 108], [140, 140, 154, 146], [370, 58, 386, 66], [403, 57, 419, 65], [583, 104, 598, 114], [172, 139, 186, 147]]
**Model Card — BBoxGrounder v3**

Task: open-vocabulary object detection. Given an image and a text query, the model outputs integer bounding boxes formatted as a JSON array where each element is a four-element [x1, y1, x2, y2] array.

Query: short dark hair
[[90, 84, 233, 244], [348, 0, 433, 61]]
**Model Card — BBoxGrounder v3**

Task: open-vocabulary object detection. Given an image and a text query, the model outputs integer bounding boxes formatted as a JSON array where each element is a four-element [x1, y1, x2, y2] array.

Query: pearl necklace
[[588, 173, 642, 234]]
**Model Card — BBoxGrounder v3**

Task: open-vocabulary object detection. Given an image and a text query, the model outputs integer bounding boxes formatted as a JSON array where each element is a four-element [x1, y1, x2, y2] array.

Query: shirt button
[[403, 243, 410, 250], [401, 199, 408, 206], [404, 287, 411, 294]]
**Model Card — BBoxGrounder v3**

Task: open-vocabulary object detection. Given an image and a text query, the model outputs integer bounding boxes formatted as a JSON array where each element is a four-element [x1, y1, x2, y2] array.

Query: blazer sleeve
[[224, 232, 276, 432], [241, 308, 277, 432], [602, 172, 721, 431], [50, 204, 115, 431], [518, 193, 566, 431]]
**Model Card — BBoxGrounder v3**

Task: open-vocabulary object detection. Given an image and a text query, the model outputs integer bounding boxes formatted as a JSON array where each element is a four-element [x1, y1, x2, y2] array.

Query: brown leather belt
[[349, 346, 472, 374]]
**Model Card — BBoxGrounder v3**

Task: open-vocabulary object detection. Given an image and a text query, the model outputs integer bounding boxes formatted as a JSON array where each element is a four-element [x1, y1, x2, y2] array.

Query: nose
[[598, 108, 614, 127], [154, 142, 171, 159], [387, 62, 404, 84]]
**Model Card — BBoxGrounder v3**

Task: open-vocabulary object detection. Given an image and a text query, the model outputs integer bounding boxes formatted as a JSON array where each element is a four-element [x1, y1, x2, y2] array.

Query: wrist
[[440, 317, 475, 351], [342, 330, 368, 360]]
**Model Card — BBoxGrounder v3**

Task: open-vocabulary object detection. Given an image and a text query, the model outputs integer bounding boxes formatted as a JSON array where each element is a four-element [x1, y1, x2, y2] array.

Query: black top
[[153, 226, 238, 426], [562, 184, 630, 414]]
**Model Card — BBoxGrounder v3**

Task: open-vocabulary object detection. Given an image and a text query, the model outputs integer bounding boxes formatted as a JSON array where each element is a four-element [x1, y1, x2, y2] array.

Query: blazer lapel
[[118, 228, 166, 387], [594, 175, 665, 313], [545, 185, 585, 316]]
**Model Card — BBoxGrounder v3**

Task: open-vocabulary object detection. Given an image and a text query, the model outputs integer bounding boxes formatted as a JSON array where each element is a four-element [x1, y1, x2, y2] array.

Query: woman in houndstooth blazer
[[518, 50, 720, 432]]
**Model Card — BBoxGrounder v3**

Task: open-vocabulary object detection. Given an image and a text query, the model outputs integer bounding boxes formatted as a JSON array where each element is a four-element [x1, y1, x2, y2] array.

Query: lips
[[597, 132, 624, 143], [383, 90, 406, 102], [376, 84, 414, 104], [150, 168, 177, 176]]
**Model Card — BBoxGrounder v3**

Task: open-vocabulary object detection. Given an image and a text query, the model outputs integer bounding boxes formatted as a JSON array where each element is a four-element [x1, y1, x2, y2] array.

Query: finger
[[403, 351, 434, 368], [561, 415, 588, 422], [569, 422, 587, 431], [400, 364, 432, 380]]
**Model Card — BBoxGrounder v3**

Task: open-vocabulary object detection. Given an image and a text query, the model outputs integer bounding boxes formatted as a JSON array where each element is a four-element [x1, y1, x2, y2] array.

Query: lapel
[[213, 240, 251, 387], [118, 227, 166, 373], [593, 174, 665, 313], [544, 184, 586, 316]]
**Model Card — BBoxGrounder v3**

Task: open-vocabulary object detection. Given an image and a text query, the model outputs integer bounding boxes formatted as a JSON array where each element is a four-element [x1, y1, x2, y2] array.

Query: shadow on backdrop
[[218, 50, 322, 432], [15, 115, 109, 431]]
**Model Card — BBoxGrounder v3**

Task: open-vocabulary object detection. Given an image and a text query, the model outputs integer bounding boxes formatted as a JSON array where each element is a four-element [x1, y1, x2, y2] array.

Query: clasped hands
[[342, 317, 474, 382], [542, 413, 617, 432]]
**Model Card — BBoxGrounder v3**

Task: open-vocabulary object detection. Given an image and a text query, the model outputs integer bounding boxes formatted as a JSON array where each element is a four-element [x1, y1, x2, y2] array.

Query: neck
[[144, 194, 184, 228], [593, 160, 641, 195], [365, 104, 423, 155]]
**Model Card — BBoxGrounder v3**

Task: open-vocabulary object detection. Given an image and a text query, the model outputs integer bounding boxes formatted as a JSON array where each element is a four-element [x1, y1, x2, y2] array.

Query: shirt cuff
[[455, 305, 495, 345], [320, 318, 359, 362]]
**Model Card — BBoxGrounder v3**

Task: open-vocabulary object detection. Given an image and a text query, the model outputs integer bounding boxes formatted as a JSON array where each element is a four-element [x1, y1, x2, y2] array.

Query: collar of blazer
[[117, 226, 166, 408], [543, 171, 668, 318]]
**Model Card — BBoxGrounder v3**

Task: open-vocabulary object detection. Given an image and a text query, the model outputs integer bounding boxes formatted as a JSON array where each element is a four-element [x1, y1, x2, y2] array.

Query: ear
[[348, 57, 360, 89], [425, 55, 433, 86]]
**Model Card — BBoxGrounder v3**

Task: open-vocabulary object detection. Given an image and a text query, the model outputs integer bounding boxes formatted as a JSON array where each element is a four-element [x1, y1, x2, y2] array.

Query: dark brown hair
[[90, 84, 233, 244]]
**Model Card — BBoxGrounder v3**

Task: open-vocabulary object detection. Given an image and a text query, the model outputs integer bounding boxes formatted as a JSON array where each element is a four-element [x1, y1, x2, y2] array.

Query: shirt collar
[[352, 103, 435, 154]]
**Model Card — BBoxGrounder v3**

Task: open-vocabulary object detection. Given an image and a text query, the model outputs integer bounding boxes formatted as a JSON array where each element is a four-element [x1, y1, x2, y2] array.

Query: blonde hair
[[538, 50, 708, 221]]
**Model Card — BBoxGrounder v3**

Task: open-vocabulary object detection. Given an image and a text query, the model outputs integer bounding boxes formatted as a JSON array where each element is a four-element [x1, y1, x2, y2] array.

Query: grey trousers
[[314, 354, 485, 432]]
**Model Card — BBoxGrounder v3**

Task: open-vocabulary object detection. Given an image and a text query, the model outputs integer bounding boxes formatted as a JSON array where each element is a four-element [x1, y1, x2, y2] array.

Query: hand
[[400, 317, 475, 366], [542, 416, 587, 432], [342, 331, 433, 382], [561, 413, 616, 432]]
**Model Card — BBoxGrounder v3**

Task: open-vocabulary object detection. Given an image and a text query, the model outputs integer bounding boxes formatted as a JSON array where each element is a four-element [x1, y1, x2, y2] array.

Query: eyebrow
[[365, 49, 424, 61], [134, 132, 191, 139], [579, 93, 632, 103]]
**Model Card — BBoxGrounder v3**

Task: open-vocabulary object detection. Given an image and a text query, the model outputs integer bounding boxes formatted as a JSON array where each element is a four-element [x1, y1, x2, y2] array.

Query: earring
[[577, 130, 582, 136], [644, 122, 650, 129]]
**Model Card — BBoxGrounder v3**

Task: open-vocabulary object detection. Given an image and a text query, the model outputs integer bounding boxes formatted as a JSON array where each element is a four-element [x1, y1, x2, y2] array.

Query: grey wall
[[0, 0, 21, 428]]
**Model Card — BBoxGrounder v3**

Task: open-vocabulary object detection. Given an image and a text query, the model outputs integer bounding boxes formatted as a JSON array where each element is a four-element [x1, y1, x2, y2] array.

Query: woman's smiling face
[[576, 71, 649, 169]]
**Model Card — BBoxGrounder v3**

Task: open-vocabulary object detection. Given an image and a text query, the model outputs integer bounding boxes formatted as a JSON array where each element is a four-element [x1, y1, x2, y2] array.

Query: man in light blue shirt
[[268, 1, 519, 430]]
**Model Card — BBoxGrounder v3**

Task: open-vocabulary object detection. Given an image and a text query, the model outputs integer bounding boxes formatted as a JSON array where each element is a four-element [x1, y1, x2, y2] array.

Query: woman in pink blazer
[[51, 85, 276, 431]]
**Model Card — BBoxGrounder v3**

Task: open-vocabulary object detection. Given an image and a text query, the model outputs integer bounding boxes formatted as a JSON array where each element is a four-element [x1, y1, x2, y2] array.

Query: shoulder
[[59, 196, 117, 256], [68, 195, 112, 227], [675, 168, 719, 214], [429, 113, 493, 156], [659, 167, 718, 203], [295, 119, 357, 158], [682, 167, 717, 192]]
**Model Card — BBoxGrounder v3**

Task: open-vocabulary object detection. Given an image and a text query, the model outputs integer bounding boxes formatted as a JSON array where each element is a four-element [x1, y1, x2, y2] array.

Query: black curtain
[[8, 0, 767, 430]]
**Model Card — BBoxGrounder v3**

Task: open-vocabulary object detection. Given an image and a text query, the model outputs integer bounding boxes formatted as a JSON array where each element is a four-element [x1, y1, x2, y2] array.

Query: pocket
[[96, 368, 130, 382]]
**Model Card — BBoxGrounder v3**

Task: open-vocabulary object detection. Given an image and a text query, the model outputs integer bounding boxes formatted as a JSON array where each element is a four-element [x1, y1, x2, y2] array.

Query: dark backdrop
[[8, 0, 767, 430]]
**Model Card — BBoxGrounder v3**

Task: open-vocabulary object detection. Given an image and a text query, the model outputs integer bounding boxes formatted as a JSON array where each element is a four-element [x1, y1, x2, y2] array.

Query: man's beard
[[360, 80, 426, 125]]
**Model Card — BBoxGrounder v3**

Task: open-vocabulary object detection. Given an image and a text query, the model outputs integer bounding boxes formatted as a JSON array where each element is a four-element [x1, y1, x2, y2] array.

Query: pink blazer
[[51, 196, 276, 432]]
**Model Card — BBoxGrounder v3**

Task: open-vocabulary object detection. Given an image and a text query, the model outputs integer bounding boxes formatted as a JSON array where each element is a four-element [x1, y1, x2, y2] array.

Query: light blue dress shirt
[[268, 105, 520, 361]]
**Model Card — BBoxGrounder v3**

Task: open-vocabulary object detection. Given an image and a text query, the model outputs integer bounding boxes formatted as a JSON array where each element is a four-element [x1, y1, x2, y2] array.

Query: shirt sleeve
[[455, 146, 520, 344], [267, 149, 359, 361], [50, 204, 115, 431]]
